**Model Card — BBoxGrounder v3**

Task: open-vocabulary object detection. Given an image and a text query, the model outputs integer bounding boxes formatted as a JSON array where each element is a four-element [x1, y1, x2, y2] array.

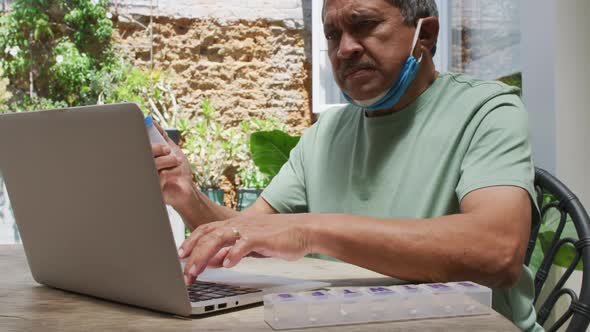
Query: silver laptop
[[0, 103, 328, 316]]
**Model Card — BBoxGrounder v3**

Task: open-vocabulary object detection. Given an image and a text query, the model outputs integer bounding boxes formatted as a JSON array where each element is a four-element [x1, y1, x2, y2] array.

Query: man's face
[[323, 0, 416, 100]]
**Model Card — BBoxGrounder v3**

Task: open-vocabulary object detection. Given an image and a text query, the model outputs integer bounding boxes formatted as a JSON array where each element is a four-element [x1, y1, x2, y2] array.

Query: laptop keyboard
[[187, 280, 262, 303]]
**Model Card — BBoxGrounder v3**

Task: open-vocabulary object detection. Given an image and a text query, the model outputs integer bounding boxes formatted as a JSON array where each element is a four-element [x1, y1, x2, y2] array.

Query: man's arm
[[175, 188, 278, 231], [307, 185, 531, 288], [179, 185, 531, 289], [151, 121, 278, 231]]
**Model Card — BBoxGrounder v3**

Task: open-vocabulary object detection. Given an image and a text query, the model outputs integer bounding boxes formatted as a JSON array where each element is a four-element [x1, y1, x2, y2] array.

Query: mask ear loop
[[411, 18, 424, 62]]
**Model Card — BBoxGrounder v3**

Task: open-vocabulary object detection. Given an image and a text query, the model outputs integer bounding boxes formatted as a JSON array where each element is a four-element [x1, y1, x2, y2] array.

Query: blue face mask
[[342, 19, 424, 112]]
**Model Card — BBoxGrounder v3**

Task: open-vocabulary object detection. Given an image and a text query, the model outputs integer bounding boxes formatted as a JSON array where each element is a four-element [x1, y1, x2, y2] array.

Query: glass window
[[311, 0, 347, 113], [450, 0, 521, 82]]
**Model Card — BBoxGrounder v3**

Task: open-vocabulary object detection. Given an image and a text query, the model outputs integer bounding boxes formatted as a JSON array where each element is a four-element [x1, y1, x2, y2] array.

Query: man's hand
[[150, 122, 195, 211], [177, 214, 311, 285], [149, 122, 274, 231]]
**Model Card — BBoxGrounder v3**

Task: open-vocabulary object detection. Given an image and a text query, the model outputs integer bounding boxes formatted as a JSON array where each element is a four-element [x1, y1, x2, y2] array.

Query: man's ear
[[419, 16, 440, 55]]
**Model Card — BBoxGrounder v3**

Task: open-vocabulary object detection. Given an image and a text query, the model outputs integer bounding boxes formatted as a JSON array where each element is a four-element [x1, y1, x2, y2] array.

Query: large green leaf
[[250, 130, 300, 179]]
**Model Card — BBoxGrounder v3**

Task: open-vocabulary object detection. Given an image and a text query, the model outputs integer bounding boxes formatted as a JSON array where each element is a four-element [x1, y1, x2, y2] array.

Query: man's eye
[[358, 20, 376, 28], [325, 31, 338, 41]]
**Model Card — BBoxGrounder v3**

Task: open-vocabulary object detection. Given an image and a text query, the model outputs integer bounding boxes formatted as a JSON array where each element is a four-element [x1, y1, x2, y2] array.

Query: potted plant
[[182, 99, 232, 205], [232, 117, 291, 210], [236, 161, 269, 211]]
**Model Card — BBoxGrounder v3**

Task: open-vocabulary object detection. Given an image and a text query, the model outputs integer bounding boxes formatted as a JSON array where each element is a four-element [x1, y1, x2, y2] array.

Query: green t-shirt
[[261, 72, 542, 331]]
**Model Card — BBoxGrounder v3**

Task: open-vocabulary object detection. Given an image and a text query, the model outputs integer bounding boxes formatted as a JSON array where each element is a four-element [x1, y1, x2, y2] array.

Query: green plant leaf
[[528, 238, 544, 276], [539, 205, 562, 233], [202, 99, 215, 119], [250, 130, 300, 179], [538, 205, 582, 271], [539, 230, 583, 271], [543, 193, 557, 207]]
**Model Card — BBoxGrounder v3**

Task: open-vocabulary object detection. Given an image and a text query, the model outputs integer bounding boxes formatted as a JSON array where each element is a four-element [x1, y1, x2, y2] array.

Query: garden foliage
[[0, 0, 114, 106]]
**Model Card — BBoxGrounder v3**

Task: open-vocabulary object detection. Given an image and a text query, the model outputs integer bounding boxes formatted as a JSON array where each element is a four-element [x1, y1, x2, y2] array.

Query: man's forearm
[[304, 212, 525, 288], [174, 185, 276, 231], [175, 185, 238, 231]]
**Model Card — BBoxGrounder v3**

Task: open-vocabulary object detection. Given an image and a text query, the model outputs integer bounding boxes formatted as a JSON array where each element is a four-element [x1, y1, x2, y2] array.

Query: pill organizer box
[[263, 281, 491, 330]]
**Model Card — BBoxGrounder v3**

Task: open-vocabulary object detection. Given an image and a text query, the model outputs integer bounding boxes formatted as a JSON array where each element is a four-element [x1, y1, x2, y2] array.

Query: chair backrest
[[525, 167, 590, 332]]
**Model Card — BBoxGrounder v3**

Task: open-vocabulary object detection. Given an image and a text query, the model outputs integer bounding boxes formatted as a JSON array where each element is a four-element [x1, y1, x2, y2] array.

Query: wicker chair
[[524, 167, 590, 331]]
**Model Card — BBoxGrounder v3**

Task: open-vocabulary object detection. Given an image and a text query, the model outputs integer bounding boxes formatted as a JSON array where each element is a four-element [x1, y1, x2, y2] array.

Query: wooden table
[[0, 245, 519, 331]]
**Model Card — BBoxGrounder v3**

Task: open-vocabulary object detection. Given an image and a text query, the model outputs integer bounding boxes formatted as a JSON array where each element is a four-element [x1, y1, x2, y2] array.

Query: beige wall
[[554, 0, 590, 209]]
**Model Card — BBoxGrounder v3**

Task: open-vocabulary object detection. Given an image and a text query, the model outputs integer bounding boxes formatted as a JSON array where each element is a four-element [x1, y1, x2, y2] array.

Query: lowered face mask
[[342, 18, 424, 111]]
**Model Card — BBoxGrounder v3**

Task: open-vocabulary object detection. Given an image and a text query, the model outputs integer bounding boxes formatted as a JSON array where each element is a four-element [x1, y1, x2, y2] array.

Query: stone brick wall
[[113, 16, 312, 134]]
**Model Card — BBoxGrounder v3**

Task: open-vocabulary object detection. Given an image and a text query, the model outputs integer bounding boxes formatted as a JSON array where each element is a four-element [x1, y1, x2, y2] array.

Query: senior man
[[152, 0, 541, 330]]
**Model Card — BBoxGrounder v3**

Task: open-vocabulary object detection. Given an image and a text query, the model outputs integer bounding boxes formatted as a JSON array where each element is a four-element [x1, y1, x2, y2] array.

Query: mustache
[[339, 60, 378, 79]]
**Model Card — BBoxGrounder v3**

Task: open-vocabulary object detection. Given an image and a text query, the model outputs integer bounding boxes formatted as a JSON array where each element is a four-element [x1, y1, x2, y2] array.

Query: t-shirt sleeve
[[260, 128, 312, 214], [456, 94, 538, 216]]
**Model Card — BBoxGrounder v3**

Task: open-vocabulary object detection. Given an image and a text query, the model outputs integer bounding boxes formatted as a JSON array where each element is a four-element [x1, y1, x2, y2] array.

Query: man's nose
[[337, 32, 363, 60]]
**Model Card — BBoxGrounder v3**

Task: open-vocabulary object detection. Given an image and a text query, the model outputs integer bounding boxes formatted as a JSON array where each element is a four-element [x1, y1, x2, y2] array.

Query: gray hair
[[393, 1, 439, 54], [391, 0, 439, 25], [322, 0, 439, 25]]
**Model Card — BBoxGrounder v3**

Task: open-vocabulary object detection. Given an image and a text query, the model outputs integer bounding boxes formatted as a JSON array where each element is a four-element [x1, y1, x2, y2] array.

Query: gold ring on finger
[[232, 227, 241, 240]]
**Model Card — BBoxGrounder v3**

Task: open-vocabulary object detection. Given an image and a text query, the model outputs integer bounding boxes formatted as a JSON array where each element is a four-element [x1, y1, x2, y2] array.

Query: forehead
[[323, 0, 392, 23]]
